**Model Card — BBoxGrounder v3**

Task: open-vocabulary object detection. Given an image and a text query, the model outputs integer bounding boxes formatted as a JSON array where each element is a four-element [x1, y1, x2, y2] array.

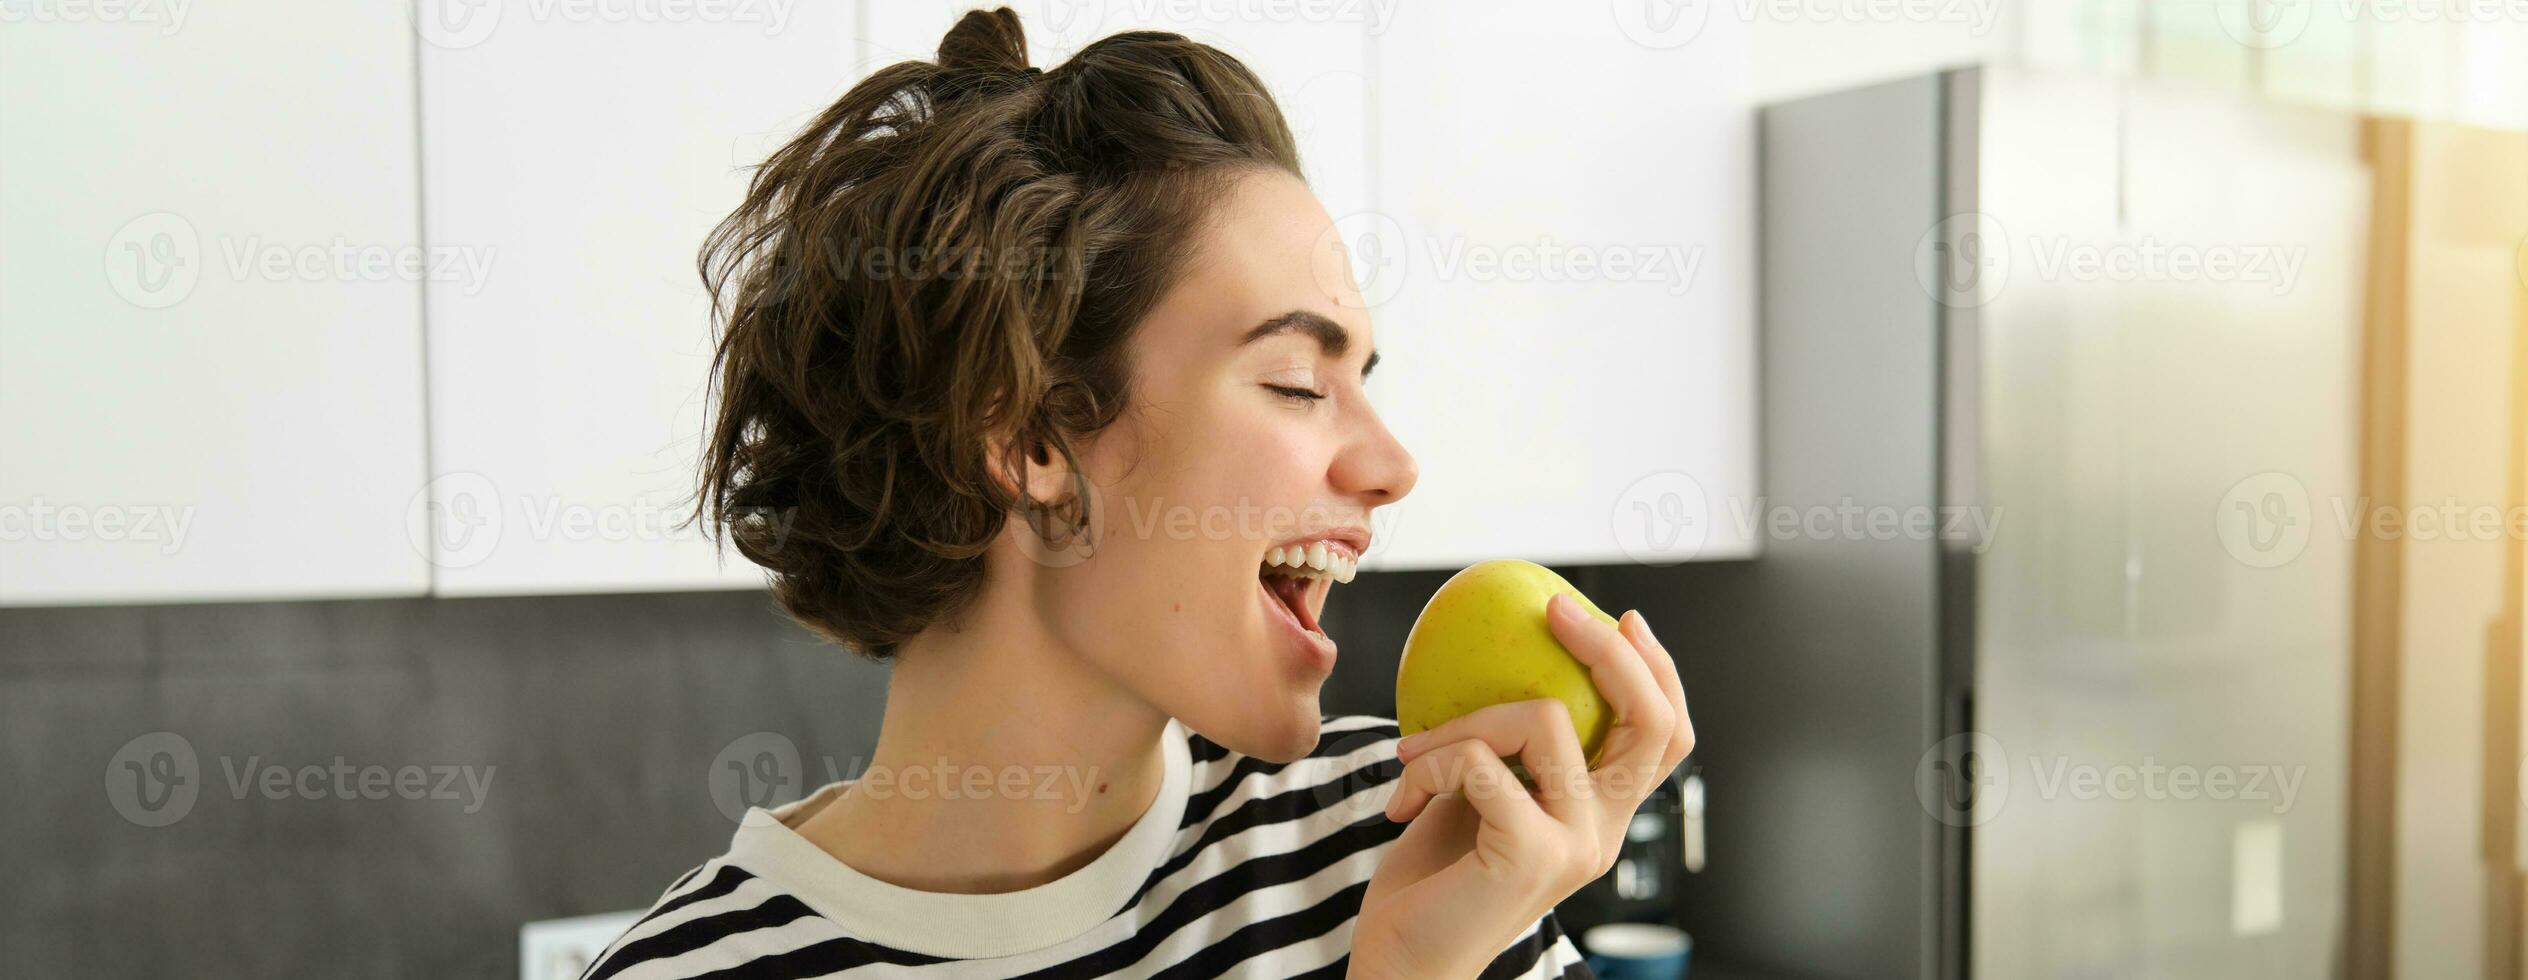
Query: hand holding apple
[[1348, 561, 1694, 980]]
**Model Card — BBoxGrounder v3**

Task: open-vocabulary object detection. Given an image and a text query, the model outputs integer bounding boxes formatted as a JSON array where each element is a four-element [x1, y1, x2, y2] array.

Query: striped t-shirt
[[583, 714, 1592, 978]]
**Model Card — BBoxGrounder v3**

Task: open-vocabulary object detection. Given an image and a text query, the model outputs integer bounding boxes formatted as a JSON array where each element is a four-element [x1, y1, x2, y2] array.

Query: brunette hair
[[694, 7, 1303, 660]]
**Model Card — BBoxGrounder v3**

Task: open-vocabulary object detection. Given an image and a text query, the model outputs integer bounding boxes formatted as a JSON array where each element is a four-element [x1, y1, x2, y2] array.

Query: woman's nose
[[1334, 408, 1418, 505]]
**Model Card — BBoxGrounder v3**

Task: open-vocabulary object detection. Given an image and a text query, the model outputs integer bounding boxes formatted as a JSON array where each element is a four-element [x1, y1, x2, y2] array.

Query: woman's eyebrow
[[1239, 310, 1380, 379]]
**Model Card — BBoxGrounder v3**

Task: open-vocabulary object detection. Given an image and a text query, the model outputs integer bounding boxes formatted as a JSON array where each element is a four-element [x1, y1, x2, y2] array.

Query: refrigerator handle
[[1681, 772, 1707, 874]]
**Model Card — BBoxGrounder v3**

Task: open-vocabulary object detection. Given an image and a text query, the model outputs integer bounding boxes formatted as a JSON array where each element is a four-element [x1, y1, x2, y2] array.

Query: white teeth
[[1261, 543, 1359, 584]]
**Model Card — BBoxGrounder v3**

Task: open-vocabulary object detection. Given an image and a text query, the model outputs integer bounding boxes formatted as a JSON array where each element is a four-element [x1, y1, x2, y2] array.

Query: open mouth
[[1258, 540, 1357, 636]]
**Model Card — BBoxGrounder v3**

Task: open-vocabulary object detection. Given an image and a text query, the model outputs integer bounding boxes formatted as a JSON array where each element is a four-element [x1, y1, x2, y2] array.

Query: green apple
[[1395, 559, 1617, 768]]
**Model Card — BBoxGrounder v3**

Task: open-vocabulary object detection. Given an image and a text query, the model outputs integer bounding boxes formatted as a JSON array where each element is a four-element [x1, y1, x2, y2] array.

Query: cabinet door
[[417, 4, 862, 594], [1363, 3, 1756, 569], [0, 4, 430, 605]]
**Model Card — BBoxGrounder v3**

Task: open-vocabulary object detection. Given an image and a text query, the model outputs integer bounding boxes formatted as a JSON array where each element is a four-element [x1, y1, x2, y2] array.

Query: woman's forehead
[[1156, 172, 1372, 348]]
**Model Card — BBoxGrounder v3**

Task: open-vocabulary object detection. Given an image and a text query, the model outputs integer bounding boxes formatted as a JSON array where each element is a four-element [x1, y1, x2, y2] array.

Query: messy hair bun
[[935, 4, 1031, 74], [695, 6, 1303, 660]]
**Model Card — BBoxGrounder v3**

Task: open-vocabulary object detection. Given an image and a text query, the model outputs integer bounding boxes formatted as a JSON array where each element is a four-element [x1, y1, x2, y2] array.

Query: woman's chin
[[1194, 697, 1324, 764]]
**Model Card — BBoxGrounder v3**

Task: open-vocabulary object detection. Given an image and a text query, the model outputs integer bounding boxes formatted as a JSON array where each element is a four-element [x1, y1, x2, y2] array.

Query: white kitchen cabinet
[[1361, 3, 1757, 569], [416, 4, 864, 594], [0, 4, 432, 605]]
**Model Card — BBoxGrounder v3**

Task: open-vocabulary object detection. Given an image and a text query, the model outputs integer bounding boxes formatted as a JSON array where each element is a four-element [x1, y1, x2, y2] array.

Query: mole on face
[[1172, 602, 1182, 613], [1098, 781, 1110, 794]]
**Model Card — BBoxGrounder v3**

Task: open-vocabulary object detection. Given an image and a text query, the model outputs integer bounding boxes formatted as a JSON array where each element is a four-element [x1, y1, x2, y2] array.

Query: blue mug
[[1581, 924, 1691, 980]]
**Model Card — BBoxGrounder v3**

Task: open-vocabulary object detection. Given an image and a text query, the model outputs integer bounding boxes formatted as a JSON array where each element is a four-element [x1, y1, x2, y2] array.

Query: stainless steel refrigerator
[[1684, 67, 2367, 979]]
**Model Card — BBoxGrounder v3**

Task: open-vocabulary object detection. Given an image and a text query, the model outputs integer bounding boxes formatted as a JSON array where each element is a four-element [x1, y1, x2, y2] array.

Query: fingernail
[[1549, 593, 1577, 621], [1397, 731, 1426, 755]]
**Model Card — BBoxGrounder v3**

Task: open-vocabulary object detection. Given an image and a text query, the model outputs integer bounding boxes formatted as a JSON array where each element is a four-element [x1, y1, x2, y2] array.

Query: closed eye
[[1264, 383, 1326, 403]]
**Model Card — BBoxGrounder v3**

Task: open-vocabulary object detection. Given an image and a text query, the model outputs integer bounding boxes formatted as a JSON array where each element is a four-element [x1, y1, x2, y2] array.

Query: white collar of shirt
[[722, 717, 1193, 959]]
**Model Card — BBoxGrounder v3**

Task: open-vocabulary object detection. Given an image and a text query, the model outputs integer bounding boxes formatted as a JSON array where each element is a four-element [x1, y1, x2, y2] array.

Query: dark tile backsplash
[[1, 561, 1739, 978]]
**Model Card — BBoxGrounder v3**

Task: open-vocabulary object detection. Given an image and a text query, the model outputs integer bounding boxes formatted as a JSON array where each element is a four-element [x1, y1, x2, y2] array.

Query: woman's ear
[[990, 423, 1100, 566], [985, 423, 1077, 508], [1019, 437, 1077, 505]]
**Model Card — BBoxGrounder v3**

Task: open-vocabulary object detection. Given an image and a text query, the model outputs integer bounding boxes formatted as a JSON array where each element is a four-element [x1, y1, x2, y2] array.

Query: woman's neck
[[790, 587, 1174, 895]]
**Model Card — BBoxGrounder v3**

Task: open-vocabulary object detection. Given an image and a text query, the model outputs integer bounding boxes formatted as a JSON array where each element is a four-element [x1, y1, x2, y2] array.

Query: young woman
[[588, 8, 1692, 978]]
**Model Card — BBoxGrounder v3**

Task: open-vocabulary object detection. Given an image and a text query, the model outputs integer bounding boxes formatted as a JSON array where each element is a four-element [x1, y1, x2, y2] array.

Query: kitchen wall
[[0, 561, 1747, 978]]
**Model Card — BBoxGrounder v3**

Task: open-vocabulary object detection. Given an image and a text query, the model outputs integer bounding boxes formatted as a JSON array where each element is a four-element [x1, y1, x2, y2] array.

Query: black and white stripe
[[583, 716, 1591, 979]]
